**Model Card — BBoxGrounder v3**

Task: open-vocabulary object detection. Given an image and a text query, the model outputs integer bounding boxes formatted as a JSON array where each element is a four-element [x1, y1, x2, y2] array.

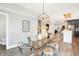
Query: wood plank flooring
[[0, 37, 79, 56], [59, 37, 79, 56]]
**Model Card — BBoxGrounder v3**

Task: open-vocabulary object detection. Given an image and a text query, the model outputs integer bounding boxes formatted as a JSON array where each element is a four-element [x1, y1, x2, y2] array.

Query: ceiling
[[16, 3, 79, 20], [0, 3, 78, 27]]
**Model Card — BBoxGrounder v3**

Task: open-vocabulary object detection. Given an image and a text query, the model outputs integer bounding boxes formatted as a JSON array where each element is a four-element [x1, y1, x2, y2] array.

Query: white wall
[[0, 4, 38, 49], [7, 12, 38, 49], [0, 14, 6, 41], [49, 17, 64, 34]]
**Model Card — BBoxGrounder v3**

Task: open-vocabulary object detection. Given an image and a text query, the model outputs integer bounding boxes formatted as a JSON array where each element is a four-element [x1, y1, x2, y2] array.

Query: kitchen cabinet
[[63, 30, 72, 44], [67, 19, 79, 37]]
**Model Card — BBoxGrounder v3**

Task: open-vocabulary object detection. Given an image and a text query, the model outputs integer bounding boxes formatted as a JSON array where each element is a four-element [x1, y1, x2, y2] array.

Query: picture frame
[[22, 20, 30, 32]]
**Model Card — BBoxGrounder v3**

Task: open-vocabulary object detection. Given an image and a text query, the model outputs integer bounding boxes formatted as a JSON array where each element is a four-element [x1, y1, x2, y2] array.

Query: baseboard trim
[[7, 44, 17, 49]]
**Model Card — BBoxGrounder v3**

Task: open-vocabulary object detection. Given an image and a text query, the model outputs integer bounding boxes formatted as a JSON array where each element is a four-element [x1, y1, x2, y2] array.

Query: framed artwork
[[22, 20, 30, 32]]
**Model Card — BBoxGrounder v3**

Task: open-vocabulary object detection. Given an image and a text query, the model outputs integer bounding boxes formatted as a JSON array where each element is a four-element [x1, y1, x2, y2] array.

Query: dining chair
[[0, 38, 6, 52], [27, 36, 35, 46], [17, 42, 34, 56], [0, 38, 6, 45], [27, 37, 31, 44]]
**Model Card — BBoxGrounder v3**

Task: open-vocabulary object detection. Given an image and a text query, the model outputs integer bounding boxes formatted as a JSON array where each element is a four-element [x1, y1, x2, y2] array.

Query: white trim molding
[[0, 6, 36, 17], [7, 44, 17, 49], [0, 7, 27, 16], [0, 12, 9, 50]]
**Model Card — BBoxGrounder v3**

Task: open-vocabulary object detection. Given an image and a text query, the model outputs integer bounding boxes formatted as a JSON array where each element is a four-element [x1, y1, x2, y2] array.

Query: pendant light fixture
[[38, 3, 49, 21]]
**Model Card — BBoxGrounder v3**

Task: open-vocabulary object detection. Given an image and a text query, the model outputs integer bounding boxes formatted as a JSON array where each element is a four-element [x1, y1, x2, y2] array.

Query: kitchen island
[[63, 30, 72, 44]]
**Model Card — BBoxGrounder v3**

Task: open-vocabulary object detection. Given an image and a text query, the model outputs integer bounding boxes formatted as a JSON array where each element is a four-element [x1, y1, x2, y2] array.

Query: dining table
[[43, 47, 55, 56], [30, 32, 62, 56], [31, 37, 51, 56]]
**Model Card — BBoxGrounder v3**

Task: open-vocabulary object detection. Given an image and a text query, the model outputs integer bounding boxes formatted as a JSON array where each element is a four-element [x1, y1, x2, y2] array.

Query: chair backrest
[[17, 42, 26, 48], [17, 42, 30, 55], [27, 36, 31, 45]]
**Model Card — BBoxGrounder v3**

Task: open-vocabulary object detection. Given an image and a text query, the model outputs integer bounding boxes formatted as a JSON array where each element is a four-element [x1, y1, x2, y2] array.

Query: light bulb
[[38, 33, 42, 40]]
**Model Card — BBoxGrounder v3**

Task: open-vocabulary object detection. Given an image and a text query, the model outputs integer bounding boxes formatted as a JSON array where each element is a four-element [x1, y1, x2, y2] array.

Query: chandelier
[[38, 3, 49, 21]]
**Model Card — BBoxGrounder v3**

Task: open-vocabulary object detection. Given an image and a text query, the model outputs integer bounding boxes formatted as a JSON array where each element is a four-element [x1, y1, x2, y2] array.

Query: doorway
[[0, 12, 8, 54]]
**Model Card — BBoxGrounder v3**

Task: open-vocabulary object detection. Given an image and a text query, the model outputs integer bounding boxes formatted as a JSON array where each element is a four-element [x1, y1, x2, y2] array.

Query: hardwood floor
[[0, 45, 6, 55], [0, 37, 79, 56], [59, 37, 79, 56], [72, 37, 79, 56]]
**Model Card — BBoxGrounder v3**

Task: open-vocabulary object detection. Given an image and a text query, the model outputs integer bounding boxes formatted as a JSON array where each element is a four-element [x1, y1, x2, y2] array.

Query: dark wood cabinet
[[67, 19, 79, 37], [74, 31, 79, 37]]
